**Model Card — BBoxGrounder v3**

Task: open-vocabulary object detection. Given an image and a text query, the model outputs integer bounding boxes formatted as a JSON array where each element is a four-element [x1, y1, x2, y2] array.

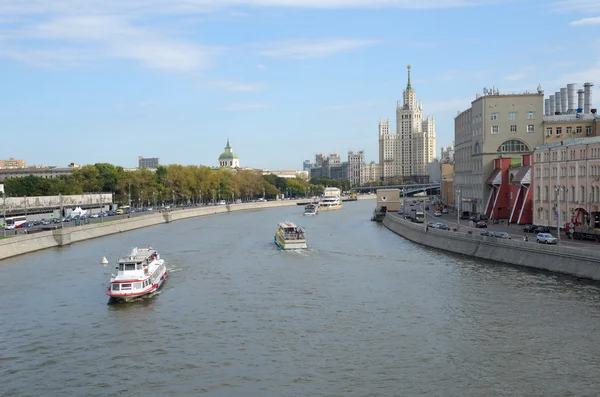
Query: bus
[[5, 215, 27, 229]]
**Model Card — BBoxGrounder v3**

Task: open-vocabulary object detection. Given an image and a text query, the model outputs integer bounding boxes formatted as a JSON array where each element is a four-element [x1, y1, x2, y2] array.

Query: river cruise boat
[[106, 247, 168, 302], [274, 221, 307, 250], [319, 187, 342, 211], [304, 203, 319, 216]]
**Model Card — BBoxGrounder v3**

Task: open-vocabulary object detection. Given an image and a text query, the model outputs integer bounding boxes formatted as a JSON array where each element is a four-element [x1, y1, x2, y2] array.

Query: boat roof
[[278, 221, 299, 229], [118, 247, 157, 263]]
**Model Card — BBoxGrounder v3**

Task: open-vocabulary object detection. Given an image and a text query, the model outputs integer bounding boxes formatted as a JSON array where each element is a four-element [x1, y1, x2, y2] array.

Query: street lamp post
[[456, 189, 461, 231], [555, 185, 564, 243], [59, 193, 64, 229], [2, 193, 6, 238], [24, 195, 27, 219]]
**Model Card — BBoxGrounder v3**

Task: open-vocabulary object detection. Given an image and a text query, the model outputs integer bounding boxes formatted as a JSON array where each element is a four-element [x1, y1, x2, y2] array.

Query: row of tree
[[2, 164, 352, 205]]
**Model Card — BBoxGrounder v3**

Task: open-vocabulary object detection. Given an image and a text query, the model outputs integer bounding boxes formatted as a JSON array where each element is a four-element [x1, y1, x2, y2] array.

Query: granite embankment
[[383, 212, 600, 281], [0, 200, 300, 261]]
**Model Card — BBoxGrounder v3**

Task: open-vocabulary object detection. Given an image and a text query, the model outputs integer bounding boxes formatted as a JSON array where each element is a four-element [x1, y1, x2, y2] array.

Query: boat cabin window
[[122, 263, 136, 271], [111, 284, 120, 291], [121, 284, 132, 290]]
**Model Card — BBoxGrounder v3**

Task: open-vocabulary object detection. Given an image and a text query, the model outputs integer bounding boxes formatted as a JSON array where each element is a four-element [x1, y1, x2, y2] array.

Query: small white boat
[[304, 203, 319, 216], [106, 247, 168, 302], [101, 256, 109, 264], [274, 222, 307, 250]]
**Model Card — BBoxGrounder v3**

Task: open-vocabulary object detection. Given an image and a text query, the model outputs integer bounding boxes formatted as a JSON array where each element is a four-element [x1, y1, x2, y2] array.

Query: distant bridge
[[351, 182, 440, 197]]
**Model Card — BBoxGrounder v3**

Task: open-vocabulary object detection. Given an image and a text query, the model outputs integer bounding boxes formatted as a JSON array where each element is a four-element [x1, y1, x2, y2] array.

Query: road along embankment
[[0, 200, 300, 262], [383, 213, 600, 281]]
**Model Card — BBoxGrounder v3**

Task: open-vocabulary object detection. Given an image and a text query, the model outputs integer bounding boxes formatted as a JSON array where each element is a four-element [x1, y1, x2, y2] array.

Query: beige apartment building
[[454, 87, 545, 214], [533, 136, 600, 228], [0, 158, 25, 169]]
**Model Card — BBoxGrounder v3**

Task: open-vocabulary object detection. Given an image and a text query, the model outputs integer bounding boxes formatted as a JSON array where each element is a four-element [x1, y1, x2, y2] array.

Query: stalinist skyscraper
[[378, 65, 436, 182]]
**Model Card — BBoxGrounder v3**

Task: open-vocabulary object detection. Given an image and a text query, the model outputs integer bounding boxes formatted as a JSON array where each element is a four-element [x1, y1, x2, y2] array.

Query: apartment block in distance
[[138, 156, 159, 169]]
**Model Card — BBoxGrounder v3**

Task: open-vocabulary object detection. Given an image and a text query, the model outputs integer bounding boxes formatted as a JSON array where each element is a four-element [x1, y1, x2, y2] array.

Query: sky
[[1, 0, 599, 170]]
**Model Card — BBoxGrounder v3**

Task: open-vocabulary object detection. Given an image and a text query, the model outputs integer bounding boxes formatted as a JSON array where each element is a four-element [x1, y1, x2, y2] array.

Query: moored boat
[[106, 247, 168, 302], [274, 221, 307, 250], [304, 203, 318, 215]]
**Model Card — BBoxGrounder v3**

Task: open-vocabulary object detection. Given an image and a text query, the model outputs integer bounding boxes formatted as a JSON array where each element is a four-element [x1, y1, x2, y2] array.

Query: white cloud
[[209, 80, 266, 92], [427, 97, 474, 115], [504, 73, 526, 81], [322, 100, 376, 110], [215, 102, 270, 110], [0, 15, 220, 71], [570, 17, 600, 26], [550, 0, 599, 13], [0, 0, 522, 15], [259, 38, 379, 59]]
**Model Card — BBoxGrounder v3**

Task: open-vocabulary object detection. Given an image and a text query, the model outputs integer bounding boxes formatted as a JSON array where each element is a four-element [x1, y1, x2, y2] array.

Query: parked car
[[494, 232, 511, 239], [434, 211, 442, 217], [523, 224, 538, 233], [475, 221, 487, 228], [442, 208, 449, 214], [534, 226, 551, 233], [536, 233, 557, 244]]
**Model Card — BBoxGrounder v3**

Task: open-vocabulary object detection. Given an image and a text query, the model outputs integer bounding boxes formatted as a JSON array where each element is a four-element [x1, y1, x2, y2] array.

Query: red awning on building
[[510, 165, 531, 185], [486, 169, 501, 185]]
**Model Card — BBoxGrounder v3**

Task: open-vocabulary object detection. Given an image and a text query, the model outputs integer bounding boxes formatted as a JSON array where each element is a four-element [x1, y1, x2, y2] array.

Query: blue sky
[[1, 0, 599, 170]]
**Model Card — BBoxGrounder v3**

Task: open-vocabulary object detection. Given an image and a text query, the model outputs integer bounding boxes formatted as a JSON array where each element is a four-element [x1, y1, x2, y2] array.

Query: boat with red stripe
[[106, 247, 168, 302]]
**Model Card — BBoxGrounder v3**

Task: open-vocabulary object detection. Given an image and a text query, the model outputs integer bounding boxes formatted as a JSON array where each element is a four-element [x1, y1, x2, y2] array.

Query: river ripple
[[2, 199, 600, 396]]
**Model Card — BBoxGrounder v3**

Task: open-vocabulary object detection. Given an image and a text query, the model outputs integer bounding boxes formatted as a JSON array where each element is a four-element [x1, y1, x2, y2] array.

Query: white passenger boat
[[106, 247, 168, 302], [274, 221, 307, 250], [319, 187, 342, 211], [304, 203, 319, 216]]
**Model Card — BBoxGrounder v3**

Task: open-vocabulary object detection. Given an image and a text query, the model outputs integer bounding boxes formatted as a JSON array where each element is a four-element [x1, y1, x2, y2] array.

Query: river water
[[2, 199, 600, 397]]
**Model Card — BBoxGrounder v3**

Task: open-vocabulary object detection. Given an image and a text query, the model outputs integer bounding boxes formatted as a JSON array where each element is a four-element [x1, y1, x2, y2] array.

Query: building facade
[[0, 166, 75, 183], [138, 156, 159, 169], [379, 65, 436, 183], [454, 87, 545, 216], [0, 158, 26, 169], [218, 139, 240, 168], [542, 82, 597, 144], [348, 150, 364, 186], [533, 136, 600, 228], [428, 159, 442, 183]]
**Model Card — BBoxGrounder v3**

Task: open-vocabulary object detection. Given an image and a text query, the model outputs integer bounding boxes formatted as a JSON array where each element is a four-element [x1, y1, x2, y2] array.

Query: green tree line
[[2, 164, 347, 205]]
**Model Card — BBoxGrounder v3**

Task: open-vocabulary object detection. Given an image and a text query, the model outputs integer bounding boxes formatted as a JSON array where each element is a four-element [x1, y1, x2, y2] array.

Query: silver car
[[536, 232, 557, 244]]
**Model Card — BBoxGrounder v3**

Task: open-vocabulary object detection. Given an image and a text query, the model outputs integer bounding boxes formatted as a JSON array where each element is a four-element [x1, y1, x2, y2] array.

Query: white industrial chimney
[[567, 83, 576, 111], [549, 95, 555, 115], [578, 89, 584, 111], [555, 91, 562, 114], [545, 99, 550, 116], [560, 87, 568, 113], [584, 82, 593, 113]]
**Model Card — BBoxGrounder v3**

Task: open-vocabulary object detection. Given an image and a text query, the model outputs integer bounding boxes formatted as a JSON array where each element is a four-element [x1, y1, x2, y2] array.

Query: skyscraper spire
[[406, 64, 412, 91]]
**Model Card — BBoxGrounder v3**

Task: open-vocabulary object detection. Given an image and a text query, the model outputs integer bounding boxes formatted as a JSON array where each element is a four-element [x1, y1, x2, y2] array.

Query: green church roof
[[219, 152, 238, 159]]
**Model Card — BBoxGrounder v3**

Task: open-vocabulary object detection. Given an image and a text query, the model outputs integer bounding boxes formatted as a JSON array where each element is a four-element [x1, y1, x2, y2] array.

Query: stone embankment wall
[[383, 213, 600, 281], [0, 200, 303, 262]]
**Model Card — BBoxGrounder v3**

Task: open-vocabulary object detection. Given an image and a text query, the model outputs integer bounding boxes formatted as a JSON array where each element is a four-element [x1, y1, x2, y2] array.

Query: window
[[527, 111, 536, 119], [566, 127, 572, 135], [576, 126, 582, 134], [527, 124, 535, 132], [491, 112, 499, 120], [586, 126, 593, 135], [491, 126, 499, 134], [556, 127, 562, 136], [546, 127, 552, 136], [510, 125, 517, 133], [497, 139, 531, 153], [509, 112, 517, 120]]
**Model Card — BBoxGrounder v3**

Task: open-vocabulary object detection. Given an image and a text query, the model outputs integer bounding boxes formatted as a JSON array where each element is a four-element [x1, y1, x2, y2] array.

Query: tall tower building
[[379, 65, 436, 182]]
